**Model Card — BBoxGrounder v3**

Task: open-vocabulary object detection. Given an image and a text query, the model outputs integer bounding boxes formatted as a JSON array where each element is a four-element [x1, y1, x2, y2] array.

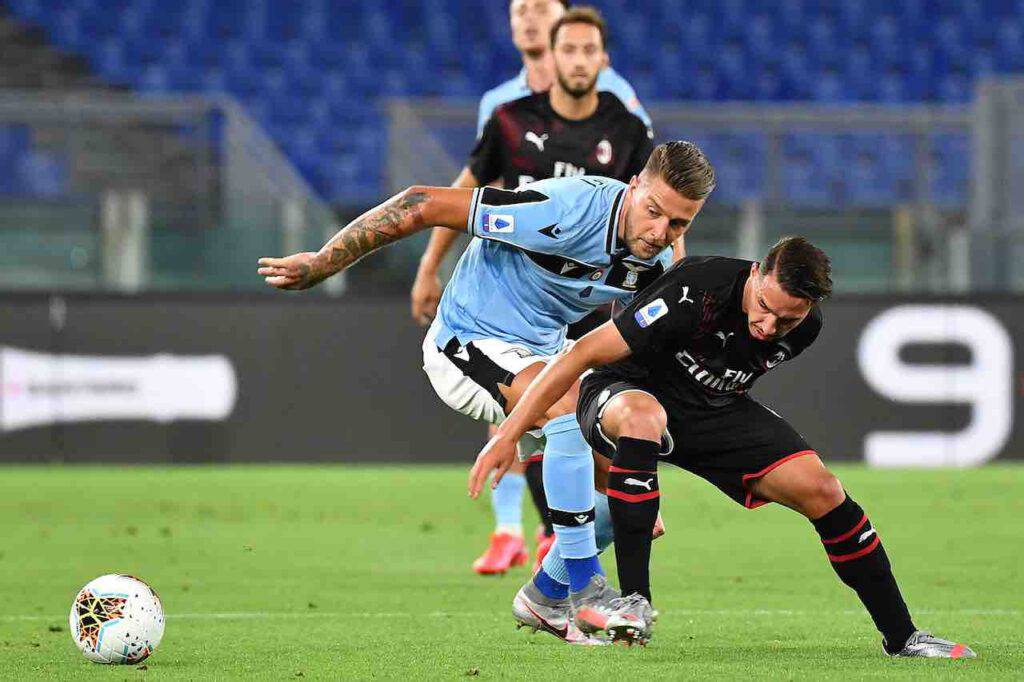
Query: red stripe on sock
[[827, 536, 881, 563], [526, 454, 543, 463], [608, 465, 656, 474], [606, 488, 660, 503], [821, 514, 868, 545]]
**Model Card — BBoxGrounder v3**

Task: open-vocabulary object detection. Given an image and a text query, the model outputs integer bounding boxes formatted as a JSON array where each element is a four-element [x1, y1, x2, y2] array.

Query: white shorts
[[422, 320, 569, 457]]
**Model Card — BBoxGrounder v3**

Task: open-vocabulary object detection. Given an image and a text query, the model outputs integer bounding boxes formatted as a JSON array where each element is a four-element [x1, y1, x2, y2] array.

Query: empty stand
[[3, 0, 1018, 206]]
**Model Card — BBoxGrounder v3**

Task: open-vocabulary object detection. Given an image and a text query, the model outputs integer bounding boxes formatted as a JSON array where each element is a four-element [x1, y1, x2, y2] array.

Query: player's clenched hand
[[410, 270, 442, 326], [257, 252, 324, 290], [653, 512, 666, 539], [468, 434, 518, 499]]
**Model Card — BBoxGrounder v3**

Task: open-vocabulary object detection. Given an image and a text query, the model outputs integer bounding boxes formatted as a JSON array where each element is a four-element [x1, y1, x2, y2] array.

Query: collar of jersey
[[605, 187, 629, 261], [516, 67, 530, 91]]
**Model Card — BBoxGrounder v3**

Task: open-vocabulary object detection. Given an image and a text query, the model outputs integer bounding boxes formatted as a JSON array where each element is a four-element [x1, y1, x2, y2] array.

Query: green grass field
[[0, 464, 1020, 680]]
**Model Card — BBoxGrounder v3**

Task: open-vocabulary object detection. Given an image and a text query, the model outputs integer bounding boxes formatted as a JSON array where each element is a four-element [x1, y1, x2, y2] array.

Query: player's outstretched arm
[[410, 166, 480, 325], [258, 186, 473, 291], [468, 321, 633, 497]]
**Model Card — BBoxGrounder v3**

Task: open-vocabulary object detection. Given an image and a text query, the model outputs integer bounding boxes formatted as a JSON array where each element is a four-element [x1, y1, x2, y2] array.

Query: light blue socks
[[540, 491, 613, 588], [540, 414, 601, 591], [490, 471, 525, 533]]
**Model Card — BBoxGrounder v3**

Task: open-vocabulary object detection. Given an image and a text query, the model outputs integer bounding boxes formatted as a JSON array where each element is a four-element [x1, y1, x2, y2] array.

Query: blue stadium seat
[[0, 126, 31, 162], [166, 65, 204, 91], [842, 138, 899, 206], [782, 155, 834, 207], [744, 15, 775, 61], [17, 150, 69, 198], [779, 42, 811, 99], [927, 133, 969, 206], [806, 15, 841, 64], [138, 65, 171, 92], [810, 68, 846, 103], [995, 22, 1024, 70], [6, 0, 44, 22], [867, 15, 902, 65], [937, 72, 970, 103], [200, 68, 228, 94]]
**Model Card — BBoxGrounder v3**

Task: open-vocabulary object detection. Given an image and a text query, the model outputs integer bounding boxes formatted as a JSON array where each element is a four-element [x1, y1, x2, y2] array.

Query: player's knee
[[805, 473, 845, 516], [612, 400, 667, 443]]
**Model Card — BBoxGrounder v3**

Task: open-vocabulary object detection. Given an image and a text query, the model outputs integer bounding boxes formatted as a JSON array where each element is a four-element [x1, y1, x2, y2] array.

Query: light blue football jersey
[[476, 66, 652, 137], [434, 176, 673, 355]]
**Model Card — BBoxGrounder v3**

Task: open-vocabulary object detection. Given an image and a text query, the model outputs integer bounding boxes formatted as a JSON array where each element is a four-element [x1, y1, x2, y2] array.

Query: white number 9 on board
[[857, 305, 1013, 467]]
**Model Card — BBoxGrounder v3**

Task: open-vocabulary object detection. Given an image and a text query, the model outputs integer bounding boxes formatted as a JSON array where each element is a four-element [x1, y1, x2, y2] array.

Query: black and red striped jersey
[[468, 91, 654, 190]]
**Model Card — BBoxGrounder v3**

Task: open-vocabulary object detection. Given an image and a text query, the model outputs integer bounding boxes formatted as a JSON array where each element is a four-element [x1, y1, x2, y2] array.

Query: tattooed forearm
[[310, 190, 430, 281]]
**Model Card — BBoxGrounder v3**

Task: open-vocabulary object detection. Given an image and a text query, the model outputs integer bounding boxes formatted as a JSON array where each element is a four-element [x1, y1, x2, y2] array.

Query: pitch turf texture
[[1, 465, 1020, 680]]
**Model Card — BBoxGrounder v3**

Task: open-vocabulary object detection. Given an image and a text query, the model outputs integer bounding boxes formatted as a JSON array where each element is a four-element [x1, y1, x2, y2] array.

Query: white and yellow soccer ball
[[69, 574, 164, 664]]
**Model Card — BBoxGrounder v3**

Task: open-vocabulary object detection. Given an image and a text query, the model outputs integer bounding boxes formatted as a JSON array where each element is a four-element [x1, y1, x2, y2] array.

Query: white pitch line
[[2, 608, 1018, 623]]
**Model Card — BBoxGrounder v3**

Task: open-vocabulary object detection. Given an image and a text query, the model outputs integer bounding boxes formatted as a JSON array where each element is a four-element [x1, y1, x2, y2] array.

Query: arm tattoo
[[312, 191, 429, 281]]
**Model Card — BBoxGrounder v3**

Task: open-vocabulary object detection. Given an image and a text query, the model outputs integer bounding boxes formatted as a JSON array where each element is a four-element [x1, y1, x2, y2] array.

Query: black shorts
[[577, 372, 816, 509]]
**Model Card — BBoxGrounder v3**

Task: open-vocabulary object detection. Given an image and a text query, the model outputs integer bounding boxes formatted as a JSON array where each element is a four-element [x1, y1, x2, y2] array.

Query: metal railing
[[386, 97, 981, 293], [0, 91, 340, 292]]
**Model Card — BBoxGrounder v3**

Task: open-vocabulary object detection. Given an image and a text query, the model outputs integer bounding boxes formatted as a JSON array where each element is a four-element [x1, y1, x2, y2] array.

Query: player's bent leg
[[539, 414, 599, 582], [750, 456, 976, 659], [501, 369, 597, 571], [599, 392, 666, 605]]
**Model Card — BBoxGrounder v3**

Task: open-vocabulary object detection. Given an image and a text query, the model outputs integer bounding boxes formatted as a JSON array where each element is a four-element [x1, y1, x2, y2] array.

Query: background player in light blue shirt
[[257, 141, 716, 642]]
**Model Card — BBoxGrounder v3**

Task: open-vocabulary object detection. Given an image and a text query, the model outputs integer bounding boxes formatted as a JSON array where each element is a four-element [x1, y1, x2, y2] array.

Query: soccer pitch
[[1, 464, 1020, 680]]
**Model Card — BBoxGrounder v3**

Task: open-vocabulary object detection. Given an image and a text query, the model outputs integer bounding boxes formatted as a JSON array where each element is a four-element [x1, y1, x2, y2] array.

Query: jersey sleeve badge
[[635, 298, 669, 328], [482, 213, 515, 234]]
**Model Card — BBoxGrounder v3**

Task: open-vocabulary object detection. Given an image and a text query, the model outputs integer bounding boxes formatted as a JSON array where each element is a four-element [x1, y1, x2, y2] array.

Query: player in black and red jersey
[[470, 236, 976, 656]]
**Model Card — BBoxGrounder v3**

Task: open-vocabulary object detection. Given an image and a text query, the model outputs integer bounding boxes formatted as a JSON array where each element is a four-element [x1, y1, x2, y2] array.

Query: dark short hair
[[510, 0, 571, 8], [642, 141, 717, 201], [550, 5, 607, 49], [760, 237, 833, 302]]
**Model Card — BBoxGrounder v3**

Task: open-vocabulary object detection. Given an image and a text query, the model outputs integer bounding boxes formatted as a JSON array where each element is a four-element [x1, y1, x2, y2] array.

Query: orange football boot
[[473, 532, 529, 575]]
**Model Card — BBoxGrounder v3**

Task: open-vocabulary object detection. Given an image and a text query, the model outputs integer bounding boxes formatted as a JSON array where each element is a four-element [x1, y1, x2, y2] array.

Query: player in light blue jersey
[[258, 141, 717, 644], [410, 0, 657, 577]]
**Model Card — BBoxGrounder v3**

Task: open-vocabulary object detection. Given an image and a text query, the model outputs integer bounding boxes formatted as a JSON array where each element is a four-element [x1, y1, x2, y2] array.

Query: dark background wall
[[0, 293, 1021, 465]]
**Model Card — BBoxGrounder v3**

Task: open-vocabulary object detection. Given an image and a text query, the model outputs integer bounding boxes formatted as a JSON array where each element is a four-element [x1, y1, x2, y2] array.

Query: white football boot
[[888, 630, 977, 658], [512, 581, 608, 645]]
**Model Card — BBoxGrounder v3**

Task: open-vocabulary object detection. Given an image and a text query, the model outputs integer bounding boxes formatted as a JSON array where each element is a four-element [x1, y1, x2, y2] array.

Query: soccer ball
[[69, 574, 164, 664]]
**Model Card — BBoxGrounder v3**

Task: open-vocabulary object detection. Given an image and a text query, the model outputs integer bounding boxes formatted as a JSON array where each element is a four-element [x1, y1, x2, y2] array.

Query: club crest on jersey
[[482, 213, 515, 233], [635, 298, 668, 328], [596, 139, 613, 165]]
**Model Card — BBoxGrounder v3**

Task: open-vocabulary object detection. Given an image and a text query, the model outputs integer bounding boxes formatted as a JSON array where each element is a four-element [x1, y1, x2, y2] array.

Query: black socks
[[607, 437, 661, 602], [524, 457, 553, 536], [812, 494, 916, 652]]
